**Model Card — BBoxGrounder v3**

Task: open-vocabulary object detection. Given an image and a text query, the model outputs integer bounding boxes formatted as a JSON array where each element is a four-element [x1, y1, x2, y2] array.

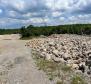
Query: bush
[[20, 24, 91, 38]]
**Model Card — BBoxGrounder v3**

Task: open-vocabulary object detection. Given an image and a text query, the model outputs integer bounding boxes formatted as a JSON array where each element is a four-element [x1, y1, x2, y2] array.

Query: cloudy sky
[[0, 0, 91, 28]]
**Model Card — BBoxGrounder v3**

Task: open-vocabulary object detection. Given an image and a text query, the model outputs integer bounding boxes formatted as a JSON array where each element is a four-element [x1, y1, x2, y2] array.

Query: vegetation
[[0, 24, 91, 37], [20, 24, 91, 38], [32, 53, 60, 80], [61, 64, 72, 72], [71, 75, 87, 84], [0, 29, 20, 35], [56, 80, 63, 84], [32, 51, 72, 81]]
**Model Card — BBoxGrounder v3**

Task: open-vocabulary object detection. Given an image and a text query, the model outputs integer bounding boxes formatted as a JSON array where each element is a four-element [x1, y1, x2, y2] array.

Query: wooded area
[[0, 24, 91, 37], [20, 24, 91, 38]]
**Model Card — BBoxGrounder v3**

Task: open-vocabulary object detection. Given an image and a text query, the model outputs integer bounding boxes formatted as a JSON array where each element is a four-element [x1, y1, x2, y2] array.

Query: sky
[[0, 0, 91, 28]]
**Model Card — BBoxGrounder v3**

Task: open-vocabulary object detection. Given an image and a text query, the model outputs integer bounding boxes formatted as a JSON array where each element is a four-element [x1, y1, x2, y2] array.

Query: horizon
[[0, 23, 91, 29], [0, 0, 91, 28]]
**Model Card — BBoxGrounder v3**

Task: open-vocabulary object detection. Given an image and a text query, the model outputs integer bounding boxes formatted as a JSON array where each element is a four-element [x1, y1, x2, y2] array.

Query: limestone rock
[[28, 34, 91, 74], [52, 50, 59, 57], [72, 64, 79, 69]]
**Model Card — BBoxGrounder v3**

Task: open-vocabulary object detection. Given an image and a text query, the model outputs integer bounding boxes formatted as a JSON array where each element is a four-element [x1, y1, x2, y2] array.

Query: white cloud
[[0, 0, 91, 28], [52, 11, 62, 17], [0, 9, 2, 13], [60, 17, 65, 21], [1, 0, 25, 10]]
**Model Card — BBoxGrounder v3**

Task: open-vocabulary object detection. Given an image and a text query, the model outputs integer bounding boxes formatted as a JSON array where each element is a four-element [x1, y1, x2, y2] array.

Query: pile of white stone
[[27, 34, 91, 73]]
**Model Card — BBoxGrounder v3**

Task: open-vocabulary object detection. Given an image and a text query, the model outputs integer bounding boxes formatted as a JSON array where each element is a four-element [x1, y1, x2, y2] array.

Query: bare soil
[[0, 34, 52, 84]]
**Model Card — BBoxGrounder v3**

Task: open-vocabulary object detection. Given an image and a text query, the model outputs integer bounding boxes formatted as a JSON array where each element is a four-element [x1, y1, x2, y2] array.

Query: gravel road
[[0, 39, 52, 84]]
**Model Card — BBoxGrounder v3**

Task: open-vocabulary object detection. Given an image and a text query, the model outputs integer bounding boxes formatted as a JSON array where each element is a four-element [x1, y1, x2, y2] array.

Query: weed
[[71, 75, 87, 84]]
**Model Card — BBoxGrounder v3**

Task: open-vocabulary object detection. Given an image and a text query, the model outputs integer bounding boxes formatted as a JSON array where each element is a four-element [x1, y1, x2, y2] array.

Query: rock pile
[[27, 34, 91, 74]]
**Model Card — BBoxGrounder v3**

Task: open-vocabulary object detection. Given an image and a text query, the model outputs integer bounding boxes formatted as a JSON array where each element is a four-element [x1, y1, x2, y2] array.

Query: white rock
[[48, 42, 54, 46], [67, 60, 74, 64], [63, 53, 71, 60], [46, 53, 52, 60], [53, 57, 65, 62], [79, 62, 85, 66], [67, 63, 72, 67], [72, 64, 79, 69], [52, 50, 59, 57]]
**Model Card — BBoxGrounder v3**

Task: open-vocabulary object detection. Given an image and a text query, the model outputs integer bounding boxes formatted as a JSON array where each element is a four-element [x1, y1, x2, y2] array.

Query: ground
[[0, 34, 52, 84]]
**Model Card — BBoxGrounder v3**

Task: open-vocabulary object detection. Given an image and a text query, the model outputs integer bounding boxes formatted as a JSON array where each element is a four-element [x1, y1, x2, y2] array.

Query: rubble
[[27, 34, 91, 74]]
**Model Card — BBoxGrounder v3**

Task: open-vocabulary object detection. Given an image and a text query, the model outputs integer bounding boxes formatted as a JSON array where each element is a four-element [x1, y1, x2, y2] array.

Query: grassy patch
[[61, 65, 72, 72], [56, 80, 63, 84], [71, 75, 87, 84], [32, 51, 61, 80], [35, 57, 60, 80], [20, 36, 33, 40], [32, 51, 72, 80], [20, 36, 41, 40]]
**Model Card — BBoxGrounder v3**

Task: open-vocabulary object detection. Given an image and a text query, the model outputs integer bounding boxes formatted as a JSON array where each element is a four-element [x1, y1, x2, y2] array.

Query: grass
[[20, 36, 41, 40], [61, 64, 72, 72], [71, 75, 87, 84], [20, 36, 33, 40], [32, 51, 72, 80], [32, 51, 61, 80], [56, 80, 63, 84], [35, 57, 60, 80]]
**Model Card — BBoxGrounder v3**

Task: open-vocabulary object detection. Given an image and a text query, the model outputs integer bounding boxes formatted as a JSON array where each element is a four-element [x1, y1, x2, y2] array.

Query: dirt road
[[0, 38, 52, 84]]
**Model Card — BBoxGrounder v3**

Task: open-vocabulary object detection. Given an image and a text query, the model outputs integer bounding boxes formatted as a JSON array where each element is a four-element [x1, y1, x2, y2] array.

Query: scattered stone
[[27, 34, 91, 74]]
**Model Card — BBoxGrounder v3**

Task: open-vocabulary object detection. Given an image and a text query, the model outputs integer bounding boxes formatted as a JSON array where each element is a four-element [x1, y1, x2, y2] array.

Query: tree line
[[20, 24, 91, 38], [0, 24, 91, 37], [0, 29, 20, 35]]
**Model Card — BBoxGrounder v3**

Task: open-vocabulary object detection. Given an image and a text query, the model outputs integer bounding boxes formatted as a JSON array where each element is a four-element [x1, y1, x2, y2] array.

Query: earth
[[0, 34, 52, 84]]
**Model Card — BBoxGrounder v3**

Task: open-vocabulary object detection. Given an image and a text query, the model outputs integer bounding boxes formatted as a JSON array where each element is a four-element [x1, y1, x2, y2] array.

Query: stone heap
[[27, 34, 91, 74]]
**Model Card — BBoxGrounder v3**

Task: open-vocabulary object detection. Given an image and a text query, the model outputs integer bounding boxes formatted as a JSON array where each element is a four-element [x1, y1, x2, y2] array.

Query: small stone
[[48, 42, 54, 46], [72, 64, 79, 69], [63, 53, 71, 61], [53, 57, 65, 62], [52, 50, 59, 57], [46, 53, 52, 60]]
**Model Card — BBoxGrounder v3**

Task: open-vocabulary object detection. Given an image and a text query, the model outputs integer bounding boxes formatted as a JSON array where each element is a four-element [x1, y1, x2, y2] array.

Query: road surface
[[0, 37, 52, 84]]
